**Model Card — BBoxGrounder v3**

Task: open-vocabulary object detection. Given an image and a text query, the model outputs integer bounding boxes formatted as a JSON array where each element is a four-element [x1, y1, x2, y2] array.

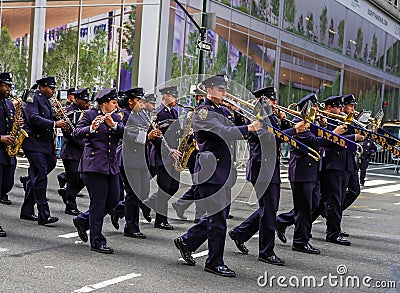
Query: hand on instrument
[[0, 135, 15, 145], [55, 120, 70, 130], [104, 113, 116, 128], [148, 129, 161, 140], [91, 115, 103, 130], [18, 117, 24, 127], [276, 111, 286, 120], [333, 124, 347, 135], [170, 149, 182, 161], [294, 121, 307, 133], [248, 120, 262, 132], [355, 134, 365, 142]]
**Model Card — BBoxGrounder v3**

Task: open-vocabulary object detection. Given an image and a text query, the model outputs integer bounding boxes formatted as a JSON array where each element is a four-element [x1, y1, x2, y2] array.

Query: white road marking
[[251, 233, 259, 239], [179, 250, 208, 261], [72, 272, 141, 293], [313, 220, 323, 224], [362, 179, 395, 187], [74, 241, 83, 244], [0, 248, 9, 252], [59, 232, 80, 239], [394, 202, 400, 205], [44, 266, 55, 269], [365, 172, 400, 179], [362, 184, 400, 194]]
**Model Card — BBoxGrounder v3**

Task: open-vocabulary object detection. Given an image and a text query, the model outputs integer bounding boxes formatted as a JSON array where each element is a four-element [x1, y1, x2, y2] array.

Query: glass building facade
[[1, 0, 399, 119]]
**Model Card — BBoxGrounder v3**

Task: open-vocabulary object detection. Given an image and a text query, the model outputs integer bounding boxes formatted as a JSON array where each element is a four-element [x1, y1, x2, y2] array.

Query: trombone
[[223, 94, 321, 161]]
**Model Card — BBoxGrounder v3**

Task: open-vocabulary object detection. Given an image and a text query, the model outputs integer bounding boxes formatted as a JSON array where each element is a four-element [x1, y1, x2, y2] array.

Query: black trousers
[[62, 159, 85, 209], [320, 170, 349, 239], [79, 172, 119, 248], [342, 171, 360, 211], [21, 151, 56, 220], [0, 163, 16, 201]]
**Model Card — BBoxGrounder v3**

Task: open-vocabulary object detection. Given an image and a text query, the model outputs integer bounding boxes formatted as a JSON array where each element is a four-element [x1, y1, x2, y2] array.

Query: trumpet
[[317, 108, 354, 124]]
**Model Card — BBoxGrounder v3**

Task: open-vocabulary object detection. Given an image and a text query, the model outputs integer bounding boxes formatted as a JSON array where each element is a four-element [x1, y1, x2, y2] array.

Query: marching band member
[[319, 95, 364, 246], [174, 74, 261, 277], [144, 86, 182, 230], [72, 88, 124, 254], [0, 73, 17, 208], [228, 87, 302, 264], [110, 87, 155, 238], [59, 88, 90, 215], [20, 76, 69, 225]]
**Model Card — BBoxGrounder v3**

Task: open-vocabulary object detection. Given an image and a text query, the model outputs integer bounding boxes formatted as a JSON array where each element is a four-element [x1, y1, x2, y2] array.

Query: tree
[[0, 27, 28, 91], [210, 39, 229, 75], [363, 43, 369, 61], [183, 32, 198, 76], [328, 18, 335, 45], [319, 6, 328, 44], [231, 53, 257, 91], [338, 19, 345, 52], [171, 52, 182, 79], [271, 0, 280, 18], [79, 30, 117, 90], [354, 28, 363, 59], [306, 12, 314, 39], [369, 33, 378, 65], [43, 28, 78, 88], [120, 5, 136, 71], [284, 0, 296, 29], [297, 15, 304, 36]]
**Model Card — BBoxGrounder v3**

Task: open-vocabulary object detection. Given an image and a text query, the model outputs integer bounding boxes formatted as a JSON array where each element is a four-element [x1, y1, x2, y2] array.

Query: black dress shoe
[[292, 243, 321, 254], [20, 214, 38, 221], [124, 231, 146, 239], [258, 254, 285, 266], [154, 222, 174, 230], [341, 231, 350, 237], [174, 237, 195, 266], [276, 224, 287, 243], [110, 212, 119, 230], [326, 236, 351, 246], [0, 198, 12, 205], [227, 214, 234, 219], [141, 205, 152, 222], [172, 202, 187, 220], [65, 206, 81, 216], [0, 226, 6, 237], [73, 217, 88, 242], [204, 265, 236, 277], [38, 216, 59, 226], [228, 230, 249, 255], [91, 244, 114, 254]]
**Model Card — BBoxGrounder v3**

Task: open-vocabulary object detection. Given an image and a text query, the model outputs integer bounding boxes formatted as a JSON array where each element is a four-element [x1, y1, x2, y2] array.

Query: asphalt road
[[0, 158, 399, 292]]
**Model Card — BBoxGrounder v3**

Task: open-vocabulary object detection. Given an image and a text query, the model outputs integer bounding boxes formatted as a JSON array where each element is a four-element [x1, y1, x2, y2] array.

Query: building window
[[389, 0, 392, 4], [394, 0, 398, 7]]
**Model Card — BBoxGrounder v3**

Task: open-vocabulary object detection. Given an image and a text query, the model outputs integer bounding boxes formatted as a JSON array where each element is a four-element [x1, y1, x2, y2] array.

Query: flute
[[94, 108, 118, 126]]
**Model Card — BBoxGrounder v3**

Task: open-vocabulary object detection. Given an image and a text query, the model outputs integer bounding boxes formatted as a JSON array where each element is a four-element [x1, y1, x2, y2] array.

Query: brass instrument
[[173, 103, 198, 172], [317, 108, 354, 124], [50, 97, 75, 131], [6, 97, 29, 156], [222, 93, 321, 161]]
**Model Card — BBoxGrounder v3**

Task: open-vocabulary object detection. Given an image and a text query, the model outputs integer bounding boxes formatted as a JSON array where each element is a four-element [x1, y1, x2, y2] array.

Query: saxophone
[[173, 104, 198, 172], [6, 97, 29, 156], [50, 97, 75, 131]]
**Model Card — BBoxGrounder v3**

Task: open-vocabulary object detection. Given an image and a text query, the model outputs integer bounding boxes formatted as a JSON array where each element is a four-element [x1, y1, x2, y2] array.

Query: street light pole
[[197, 0, 207, 76]]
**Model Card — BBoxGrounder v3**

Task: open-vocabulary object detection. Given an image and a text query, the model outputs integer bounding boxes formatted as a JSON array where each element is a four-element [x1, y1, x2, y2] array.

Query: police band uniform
[[0, 73, 17, 207], [229, 87, 296, 264], [60, 88, 90, 215], [144, 86, 181, 230], [72, 88, 124, 254], [20, 76, 69, 225], [110, 87, 153, 239], [174, 75, 261, 277]]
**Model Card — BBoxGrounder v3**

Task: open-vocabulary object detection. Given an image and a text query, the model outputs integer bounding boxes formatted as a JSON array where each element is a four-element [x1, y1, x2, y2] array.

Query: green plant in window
[[271, 0, 280, 17], [220, 0, 231, 6], [328, 18, 335, 45], [369, 33, 378, 65], [284, 0, 296, 30], [354, 28, 363, 60], [171, 52, 182, 79], [338, 19, 345, 53], [297, 15, 304, 36], [319, 6, 328, 44], [305, 12, 314, 39]]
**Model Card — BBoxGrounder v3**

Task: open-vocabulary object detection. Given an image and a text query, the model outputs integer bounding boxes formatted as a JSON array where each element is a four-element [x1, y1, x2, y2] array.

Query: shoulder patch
[[26, 96, 34, 103], [197, 107, 208, 120], [117, 112, 124, 121]]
